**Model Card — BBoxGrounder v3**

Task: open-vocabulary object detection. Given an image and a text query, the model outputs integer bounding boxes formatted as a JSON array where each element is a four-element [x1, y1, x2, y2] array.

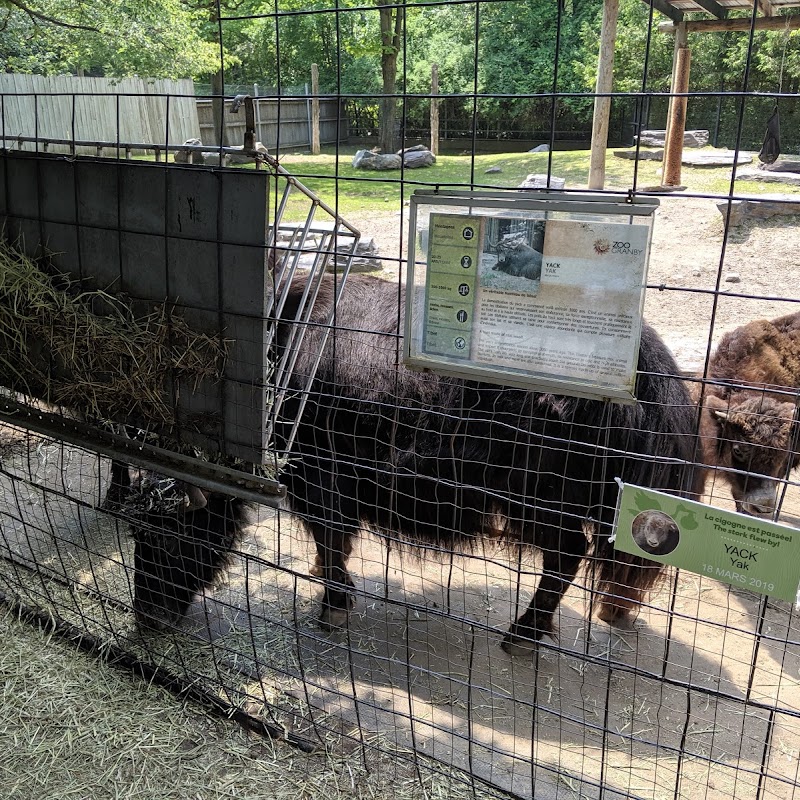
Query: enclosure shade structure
[[653, 0, 800, 187]]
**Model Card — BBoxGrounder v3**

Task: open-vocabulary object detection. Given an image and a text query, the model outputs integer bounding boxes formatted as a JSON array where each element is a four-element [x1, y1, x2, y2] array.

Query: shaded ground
[[1, 422, 799, 800]]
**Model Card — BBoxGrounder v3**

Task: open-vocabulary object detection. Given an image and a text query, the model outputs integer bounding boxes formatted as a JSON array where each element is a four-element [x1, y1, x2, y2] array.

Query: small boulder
[[173, 138, 203, 164], [518, 173, 565, 190], [228, 142, 269, 164], [485, 166, 502, 174], [613, 148, 663, 161], [528, 144, 550, 153]]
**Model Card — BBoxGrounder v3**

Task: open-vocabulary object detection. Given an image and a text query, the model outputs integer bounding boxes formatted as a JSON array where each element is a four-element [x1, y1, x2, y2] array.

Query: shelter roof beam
[[692, 0, 728, 18], [643, 0, 684, 24], [659, 14, 800, 31]]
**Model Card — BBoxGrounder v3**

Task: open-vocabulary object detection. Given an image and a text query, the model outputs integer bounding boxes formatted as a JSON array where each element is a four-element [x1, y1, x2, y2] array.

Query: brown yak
[[701, 311, 800, 517]]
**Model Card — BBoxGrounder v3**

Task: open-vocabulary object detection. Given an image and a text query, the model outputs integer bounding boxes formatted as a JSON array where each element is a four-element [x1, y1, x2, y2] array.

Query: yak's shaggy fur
[[278, 275, 702, 653], [701, 312, 800, 516]]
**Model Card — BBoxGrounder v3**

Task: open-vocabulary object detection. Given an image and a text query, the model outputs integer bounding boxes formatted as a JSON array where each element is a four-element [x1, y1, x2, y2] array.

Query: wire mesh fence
[[2, 1, 800, 799]]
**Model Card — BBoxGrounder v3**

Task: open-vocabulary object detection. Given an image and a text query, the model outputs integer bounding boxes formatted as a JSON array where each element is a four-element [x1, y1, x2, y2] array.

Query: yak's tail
[[588, 540, 667, 621]]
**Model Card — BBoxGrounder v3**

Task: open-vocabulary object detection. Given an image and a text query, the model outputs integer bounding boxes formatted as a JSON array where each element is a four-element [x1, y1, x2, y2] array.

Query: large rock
[[682, 150, 752, 167], [528, 144, 550, 153], [352, 149, 403, 170], [400, 148, 436, 168], [614, 148, 664, 161], [716, 194, 800, 226], [636, 129, 709, 147], [518, 173, 565, 190], [735, 168, 800, 186], [200, 151, 231, 167]]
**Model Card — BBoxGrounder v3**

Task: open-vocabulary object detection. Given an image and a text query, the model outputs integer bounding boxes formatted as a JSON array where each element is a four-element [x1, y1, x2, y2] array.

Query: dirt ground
[[3, 193, 800, 800]]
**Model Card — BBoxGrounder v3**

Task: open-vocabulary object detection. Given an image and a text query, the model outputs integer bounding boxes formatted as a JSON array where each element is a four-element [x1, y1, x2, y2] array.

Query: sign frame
[[403, 190, 660, 403]]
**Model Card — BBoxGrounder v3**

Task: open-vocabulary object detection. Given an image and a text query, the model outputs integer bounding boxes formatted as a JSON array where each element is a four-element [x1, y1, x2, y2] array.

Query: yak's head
[[631, 510, 680, 556], [702, 393, 799, 517], [121, 471, 245, 629]]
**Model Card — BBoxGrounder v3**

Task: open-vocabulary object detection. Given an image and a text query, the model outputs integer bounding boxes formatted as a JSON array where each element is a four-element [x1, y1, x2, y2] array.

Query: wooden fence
[[197, 95, 347, 151], [0, 75, 200, 155]]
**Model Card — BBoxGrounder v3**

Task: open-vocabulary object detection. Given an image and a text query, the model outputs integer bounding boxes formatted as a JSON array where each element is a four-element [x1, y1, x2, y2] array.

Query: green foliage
[[0, 0, 221, 78], [5, 0, 800, 148]]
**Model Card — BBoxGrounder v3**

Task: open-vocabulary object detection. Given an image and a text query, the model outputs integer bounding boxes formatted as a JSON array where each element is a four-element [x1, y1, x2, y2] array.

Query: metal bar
[[0, 397, 285, 504], [410, 189, 660, 217]]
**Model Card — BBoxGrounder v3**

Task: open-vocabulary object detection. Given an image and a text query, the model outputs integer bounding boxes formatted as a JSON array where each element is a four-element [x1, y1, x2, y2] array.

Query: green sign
[[423, 213, 482, 359], [614, 483, 800, 602]]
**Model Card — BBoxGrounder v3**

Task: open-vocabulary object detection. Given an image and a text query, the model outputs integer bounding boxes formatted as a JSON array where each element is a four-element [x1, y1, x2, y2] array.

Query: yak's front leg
[[501, 521, 587, 656], [310, 523, 357, 629]]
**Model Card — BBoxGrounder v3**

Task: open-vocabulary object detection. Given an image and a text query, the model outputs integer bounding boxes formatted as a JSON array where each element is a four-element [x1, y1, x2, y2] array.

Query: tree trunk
[[210, 68, 228, 147], [378, 6, 403, 154]]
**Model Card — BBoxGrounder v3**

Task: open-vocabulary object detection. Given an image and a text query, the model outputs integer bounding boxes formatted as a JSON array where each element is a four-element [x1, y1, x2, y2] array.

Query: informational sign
[[405, 191, 659, 402], [614, 483, 800, 602]]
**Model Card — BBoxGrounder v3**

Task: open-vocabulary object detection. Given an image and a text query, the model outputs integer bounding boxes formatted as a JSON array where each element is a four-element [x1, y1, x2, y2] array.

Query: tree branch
[[3, 0, 99, 31]]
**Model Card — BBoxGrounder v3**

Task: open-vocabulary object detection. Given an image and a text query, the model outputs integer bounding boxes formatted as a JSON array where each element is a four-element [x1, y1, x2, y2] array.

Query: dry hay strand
[[0, 239, 226, 428]]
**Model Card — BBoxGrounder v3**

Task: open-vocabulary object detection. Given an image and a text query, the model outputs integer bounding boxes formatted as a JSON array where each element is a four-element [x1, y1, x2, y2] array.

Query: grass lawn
[[265, 145, 800, 218]]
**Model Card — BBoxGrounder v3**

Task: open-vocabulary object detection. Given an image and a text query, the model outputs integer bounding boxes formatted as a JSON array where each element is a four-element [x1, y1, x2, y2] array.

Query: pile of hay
[[0, 239, 226, 428]]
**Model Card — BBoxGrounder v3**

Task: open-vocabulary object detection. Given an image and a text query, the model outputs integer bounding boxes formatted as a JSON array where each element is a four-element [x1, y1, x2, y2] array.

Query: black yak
[[700, 311, 800, 517], [277, 275, 701, 654], [490, 233, 543, 281], [122, 275, 702, 654]]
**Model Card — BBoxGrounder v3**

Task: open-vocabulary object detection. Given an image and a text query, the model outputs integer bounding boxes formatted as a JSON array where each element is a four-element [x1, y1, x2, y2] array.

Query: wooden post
[[430, 63, 439, 156], [311, 64, 321, 155], [663, 23, 687, 173], [588, 0, 620, 190], [662, 45, 691, 187]]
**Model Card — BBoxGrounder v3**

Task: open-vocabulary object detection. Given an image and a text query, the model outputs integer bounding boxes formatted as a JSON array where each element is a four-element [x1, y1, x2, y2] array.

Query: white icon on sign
[[462, 227, 474, 241], [456, 310, 468, 323], [458, 284, 470, 296], [454, 337, 467, 350]]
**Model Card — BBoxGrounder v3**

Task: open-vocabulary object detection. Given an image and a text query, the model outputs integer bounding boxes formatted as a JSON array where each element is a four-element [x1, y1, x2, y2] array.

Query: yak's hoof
[[500, 630, 541, 656], [319, 606, 350, 630], [597, 605, 638, 631]]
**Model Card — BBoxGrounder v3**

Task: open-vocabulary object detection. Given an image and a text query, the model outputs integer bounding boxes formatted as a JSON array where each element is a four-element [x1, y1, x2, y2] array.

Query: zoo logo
[[593, 238, 611, 255], [611, 241, 641, 255]]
